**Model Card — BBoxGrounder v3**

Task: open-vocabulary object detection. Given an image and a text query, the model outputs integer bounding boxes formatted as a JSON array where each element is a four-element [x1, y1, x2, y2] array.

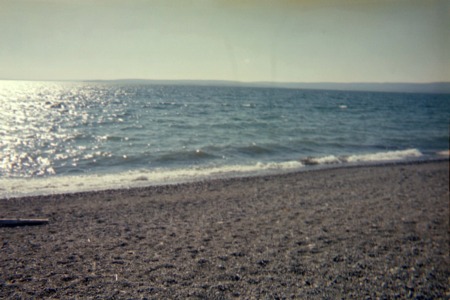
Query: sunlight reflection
[[0, 81, 102, 177]]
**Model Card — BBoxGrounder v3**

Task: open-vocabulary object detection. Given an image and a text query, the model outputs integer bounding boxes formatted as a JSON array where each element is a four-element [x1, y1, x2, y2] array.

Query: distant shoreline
[[2, 78, 450, 94]]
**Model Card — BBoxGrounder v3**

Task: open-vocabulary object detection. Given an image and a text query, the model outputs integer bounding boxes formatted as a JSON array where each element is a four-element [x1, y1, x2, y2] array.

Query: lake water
[[1, 80, 449, 198]]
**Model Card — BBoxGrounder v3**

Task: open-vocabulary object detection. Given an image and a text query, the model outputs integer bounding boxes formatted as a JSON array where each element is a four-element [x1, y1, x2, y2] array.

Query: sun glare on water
[[0, 81, 75, 177]]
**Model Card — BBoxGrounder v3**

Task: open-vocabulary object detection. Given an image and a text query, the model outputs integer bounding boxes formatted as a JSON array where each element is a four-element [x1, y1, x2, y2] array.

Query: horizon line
[[1, 78, 450, 85], [2, 78, 450, 94]]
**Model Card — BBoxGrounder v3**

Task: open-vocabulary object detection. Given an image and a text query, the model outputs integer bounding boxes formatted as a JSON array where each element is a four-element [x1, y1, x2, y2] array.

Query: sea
[[1, 80, 449, 198]]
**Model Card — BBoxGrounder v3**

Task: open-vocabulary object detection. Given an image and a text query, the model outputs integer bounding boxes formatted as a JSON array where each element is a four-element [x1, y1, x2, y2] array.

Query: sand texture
[[1, 161, 449, 299]]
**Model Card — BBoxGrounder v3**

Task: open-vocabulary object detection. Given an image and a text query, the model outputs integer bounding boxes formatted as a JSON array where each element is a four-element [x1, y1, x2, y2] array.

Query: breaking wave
[[1, 149, 430, 199], [300, 149, 422, 165], [0, 160, 305, 198]]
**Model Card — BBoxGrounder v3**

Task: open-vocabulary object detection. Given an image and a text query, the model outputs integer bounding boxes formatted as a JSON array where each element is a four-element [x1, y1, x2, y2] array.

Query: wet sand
[[1, 160, 449, 299]]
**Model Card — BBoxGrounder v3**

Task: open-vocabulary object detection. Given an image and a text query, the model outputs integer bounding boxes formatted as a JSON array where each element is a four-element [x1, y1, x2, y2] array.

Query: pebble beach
[[1, 160, 449, 299]]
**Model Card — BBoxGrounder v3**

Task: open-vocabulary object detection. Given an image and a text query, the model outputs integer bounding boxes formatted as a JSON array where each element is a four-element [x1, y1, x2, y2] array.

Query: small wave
[[255, 161, 304, 170], [0, 160, 304, 198], [301, 155, 342, 165], [82, 151, 113, 160], [346, 149, 422, 162], [241, 103, 256, 108], [300, 149, 422, 167], [0, 148, 429, 199], [436, 150, 450, 156]]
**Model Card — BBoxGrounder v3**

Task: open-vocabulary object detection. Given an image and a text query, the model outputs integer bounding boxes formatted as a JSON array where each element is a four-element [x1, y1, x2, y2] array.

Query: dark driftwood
[[0, 218, 49, 227]]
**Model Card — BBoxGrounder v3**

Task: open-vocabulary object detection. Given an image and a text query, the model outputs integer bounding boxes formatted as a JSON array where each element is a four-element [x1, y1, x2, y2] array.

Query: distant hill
[[263, 82, 450, 94], [85, 79, 450, 94]]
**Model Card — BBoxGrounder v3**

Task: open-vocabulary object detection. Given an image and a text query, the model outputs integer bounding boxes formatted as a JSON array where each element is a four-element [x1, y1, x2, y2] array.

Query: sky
[[0, 0, 449, 83]]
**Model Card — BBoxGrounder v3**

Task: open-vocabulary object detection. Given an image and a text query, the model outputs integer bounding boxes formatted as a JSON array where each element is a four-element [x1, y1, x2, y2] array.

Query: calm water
[[1, 80, 449, 197]]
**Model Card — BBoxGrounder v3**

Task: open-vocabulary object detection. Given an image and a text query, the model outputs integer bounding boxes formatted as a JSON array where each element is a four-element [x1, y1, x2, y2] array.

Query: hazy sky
[[1, 0, 449, 83]]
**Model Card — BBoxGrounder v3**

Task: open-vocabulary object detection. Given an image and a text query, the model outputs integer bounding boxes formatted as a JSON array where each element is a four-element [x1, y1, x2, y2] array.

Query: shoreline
[[1, 156, 448, 200], [1, 160, 449, 298]]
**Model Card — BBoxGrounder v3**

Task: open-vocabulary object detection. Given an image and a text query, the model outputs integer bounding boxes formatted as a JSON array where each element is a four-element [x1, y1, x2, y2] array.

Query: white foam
[[0, 160, 304, 198], [301, 155, 342, 165], [0, 149, 425, 199], [436, 150, 450, 156], [346, 148, 422, 162]]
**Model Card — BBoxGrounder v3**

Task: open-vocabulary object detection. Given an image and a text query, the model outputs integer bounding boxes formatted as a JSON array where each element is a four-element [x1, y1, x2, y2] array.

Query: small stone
[[231, 274, 241, 281], [257, 259, 270, 267]]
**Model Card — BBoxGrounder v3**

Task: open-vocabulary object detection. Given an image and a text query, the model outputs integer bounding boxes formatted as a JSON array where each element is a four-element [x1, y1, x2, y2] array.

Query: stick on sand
[[0, 218, 49, 227]]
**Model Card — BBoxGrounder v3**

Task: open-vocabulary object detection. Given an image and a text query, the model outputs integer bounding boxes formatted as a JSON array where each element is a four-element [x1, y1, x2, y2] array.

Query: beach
[[1, 160, 449, 299]]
